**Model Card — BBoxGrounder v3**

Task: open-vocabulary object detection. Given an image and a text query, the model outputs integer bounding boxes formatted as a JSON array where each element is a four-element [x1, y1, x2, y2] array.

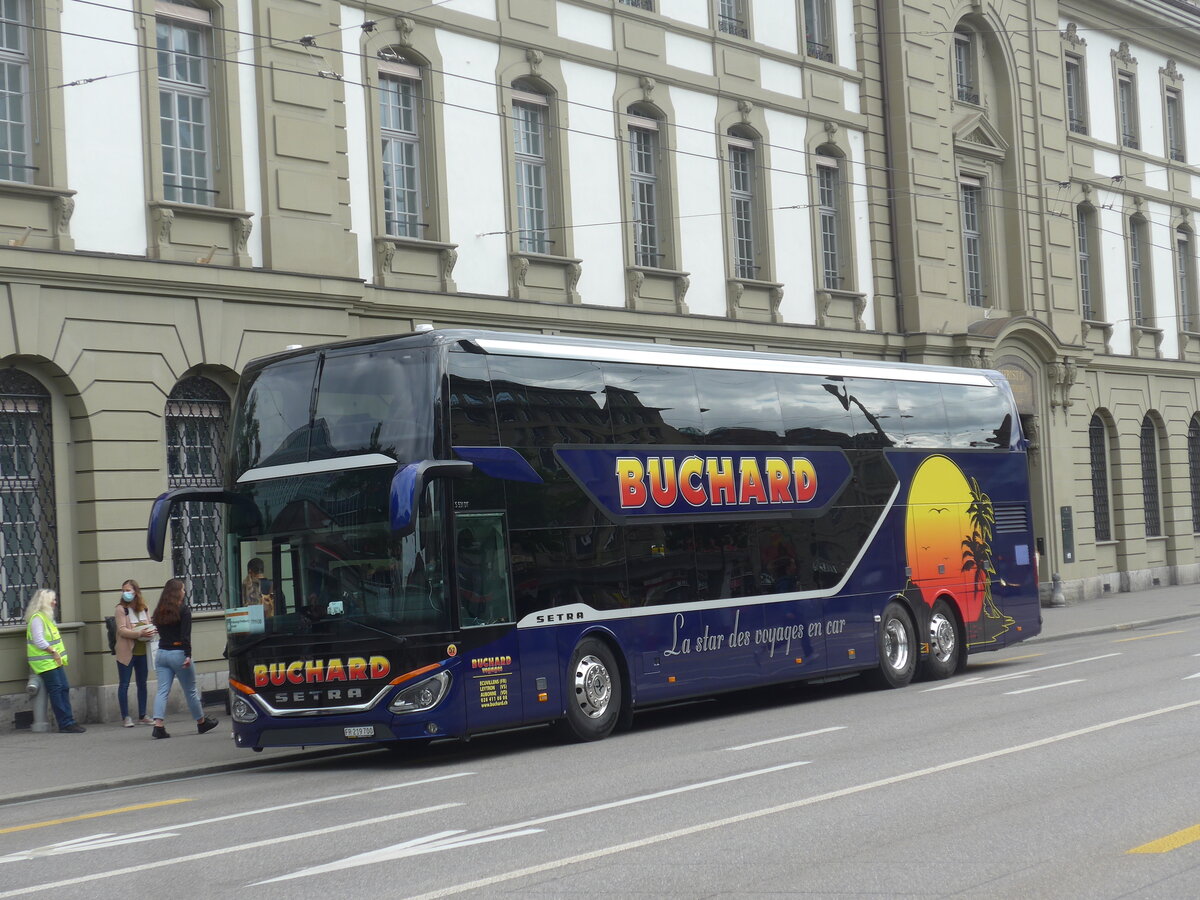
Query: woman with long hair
[[114, 579, 156, 727], [150, 578, 218, 739], [25, 589, 85, 733]]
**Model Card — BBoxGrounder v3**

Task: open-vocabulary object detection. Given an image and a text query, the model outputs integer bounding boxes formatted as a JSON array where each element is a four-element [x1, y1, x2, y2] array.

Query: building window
[[960, 178, 985, 306], [166, 376, 228, 612], [1166, 89, 1186, 162], [1189, 416, 1200, 532], [1118, 73, 1138, 149], [1179, 229, 1197, 332], [1065, 55, 1087, 135], [816, 152, 844, 290], [803, 0, 833, 62], [1077, 204, 1098, 320], [512, 83, 552, 255], [379, 64, 423, 239], [628, 110, 663, 268], [954, 29, 979, 105], [0, 0, 31, 183], [1130, 216, 1149, 325], [717, 0, 748, 38], [1089, 413, 1112, 542], [728, 133, 758, 280], [157, 4, 214, 204], [1140, 415, 1161, 538], [0, 369, 57, 627]]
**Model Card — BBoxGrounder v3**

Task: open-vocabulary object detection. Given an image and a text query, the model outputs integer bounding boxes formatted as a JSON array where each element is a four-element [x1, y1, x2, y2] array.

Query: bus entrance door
[[455, 512, 525, 730]]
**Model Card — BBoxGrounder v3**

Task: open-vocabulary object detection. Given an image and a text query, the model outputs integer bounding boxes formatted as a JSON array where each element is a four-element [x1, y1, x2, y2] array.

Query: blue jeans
[[39, 665, 77, 730], [117, 653, 149, 718], [153, 649, 203, 721]]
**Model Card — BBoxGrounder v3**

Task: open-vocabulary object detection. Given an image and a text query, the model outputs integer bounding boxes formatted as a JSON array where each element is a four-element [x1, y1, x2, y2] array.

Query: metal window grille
[[961, 182, 984, 306], [818, 162, 841, 289], [380, 74, 422, 238], [0, 0, 31, 183], [0, 369, 57, 626], [1118, 76, 1138, 149], [157, 18, 214, 204], [804, 0, 833, 61], [1077, 207, 1093, 320], [166, 376, 228, 612], [1065, 59, 1087, 134], [618, 0, 654, 9], [1140, 417, 1161, 538], [513, 99, 550, 254], [1130, 218, 1145, 324], [629, 125, 660, 268], [954, 33, 979, 104], [717, 0, 748, 37], [729, 144, 756, 280], [1089, 415, 1112, 542], [1189, 418, 1200, 532], [1167, 92, 1186, 162]]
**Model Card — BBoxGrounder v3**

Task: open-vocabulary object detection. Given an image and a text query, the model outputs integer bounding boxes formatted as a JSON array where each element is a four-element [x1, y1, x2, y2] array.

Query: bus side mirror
[[146, 487, 243, 561], [389, 460, 474, 536]]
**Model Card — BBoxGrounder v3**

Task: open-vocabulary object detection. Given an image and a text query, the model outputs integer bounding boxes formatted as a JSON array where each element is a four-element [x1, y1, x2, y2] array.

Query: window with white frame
[[728, 133, 757, 280], [1065, 55, 1087, 135], [0, 0, 31, 183], [157, 3, 214, 204], [379, 60, 423, 239], [628, 110, 663, 268], [512, 84, 551, 254], [1077, 203, 1098, 320], [954, 29, 978, 104], [816, 152, 844, 290], [1166, 89, 1185, 162], [960, 177, 985, 306], [803, 0, 833, 62], [1140, 415, 1161, 538], [717, 0, 748, 38], [1178, 228, 1197, 331], [1130, 215, 1149, 325], [1118, 73, 1138, 149]]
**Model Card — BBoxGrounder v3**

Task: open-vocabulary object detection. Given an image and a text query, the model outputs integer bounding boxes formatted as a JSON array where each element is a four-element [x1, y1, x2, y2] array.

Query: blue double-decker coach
[[148, 329, 1041, 750]]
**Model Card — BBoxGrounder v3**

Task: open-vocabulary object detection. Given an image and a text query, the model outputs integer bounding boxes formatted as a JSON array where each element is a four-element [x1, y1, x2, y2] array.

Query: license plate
[[343, 725, 376, 739]]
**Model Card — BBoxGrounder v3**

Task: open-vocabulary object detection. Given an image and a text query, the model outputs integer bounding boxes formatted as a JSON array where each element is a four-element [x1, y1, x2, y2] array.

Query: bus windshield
[[224, 468, 450, 645]]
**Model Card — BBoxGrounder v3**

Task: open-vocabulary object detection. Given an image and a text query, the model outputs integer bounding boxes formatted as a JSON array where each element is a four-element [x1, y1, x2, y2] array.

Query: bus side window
[[455, 513, 514, 627]]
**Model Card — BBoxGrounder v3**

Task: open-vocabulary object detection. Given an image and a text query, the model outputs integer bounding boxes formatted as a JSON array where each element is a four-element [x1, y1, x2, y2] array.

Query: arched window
[[166, 376, 229, 610], [0, 369, 57, 625], [1140, 415, 1161, 538], [1089, 413, 1111, 542], [1188, 416, 1200, 532]]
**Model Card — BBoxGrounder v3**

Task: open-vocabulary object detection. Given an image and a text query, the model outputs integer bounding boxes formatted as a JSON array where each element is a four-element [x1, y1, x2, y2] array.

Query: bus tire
[[920, 598, 962, 681], [563, 638, 621, 742], [873, 601, 916, 689]]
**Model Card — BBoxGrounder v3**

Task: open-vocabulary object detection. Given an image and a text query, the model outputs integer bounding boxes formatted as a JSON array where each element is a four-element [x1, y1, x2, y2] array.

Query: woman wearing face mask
[[114, 579, 156, 727]]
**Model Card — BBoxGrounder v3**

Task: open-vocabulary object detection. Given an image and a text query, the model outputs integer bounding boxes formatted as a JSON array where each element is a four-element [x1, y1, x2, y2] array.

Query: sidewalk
[[4, 583, 1199, 808]]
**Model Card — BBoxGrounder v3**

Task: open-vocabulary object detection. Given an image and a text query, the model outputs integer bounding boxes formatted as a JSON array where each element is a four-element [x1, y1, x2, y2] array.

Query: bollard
[[26, 670, 52, 733], [1050, 572, 1067, 608]]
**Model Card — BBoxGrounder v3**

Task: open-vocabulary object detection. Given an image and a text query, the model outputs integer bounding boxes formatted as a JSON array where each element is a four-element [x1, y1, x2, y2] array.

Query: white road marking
[[0, 805, 458, 898], [923, 653, 1121, 692], [1183, 672, 1200, 680], [724, 726, 846, 751], [403, 699, 1200, 900], [1003, 679, 1085, 695], [0, 772, 473, 865], [255, 760, 810, 885]]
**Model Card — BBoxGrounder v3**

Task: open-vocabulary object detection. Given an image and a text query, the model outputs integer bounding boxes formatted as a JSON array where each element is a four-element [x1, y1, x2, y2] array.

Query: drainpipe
[[874, 0, 907, 360]]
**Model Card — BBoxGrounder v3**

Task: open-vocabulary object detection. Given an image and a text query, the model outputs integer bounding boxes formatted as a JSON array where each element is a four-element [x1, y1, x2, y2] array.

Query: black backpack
[[104, 616, 117, 655]]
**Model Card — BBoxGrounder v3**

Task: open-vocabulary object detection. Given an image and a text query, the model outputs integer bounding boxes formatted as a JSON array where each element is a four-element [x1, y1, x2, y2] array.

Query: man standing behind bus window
[[242, 558, 274, 616]]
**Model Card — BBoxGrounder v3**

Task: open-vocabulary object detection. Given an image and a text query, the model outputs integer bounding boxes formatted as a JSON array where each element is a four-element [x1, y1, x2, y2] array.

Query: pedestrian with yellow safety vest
[[25, 588, 86, 733]]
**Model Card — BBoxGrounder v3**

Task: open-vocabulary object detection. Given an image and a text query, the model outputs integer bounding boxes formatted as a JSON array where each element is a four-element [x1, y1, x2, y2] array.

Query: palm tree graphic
[[961, 476, 1014, 642]]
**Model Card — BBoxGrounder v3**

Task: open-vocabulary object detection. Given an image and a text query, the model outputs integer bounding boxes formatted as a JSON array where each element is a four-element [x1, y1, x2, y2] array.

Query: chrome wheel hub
[[573, 655, 612, 719], [883, 618, 910, 672], [929, 611, 955, 663]]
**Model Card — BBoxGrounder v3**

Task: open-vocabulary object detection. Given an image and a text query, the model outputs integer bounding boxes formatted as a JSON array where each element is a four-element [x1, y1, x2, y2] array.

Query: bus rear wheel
[[920, 598, 963, 681], [563, 638, 621, 742], [873, 601, 916, 688]]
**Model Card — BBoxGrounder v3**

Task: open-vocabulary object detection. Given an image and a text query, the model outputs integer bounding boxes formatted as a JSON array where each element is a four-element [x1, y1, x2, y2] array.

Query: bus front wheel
[[564, 638, 622, 741], [873, 602, 917, 689], [920, 598, 963, 681]]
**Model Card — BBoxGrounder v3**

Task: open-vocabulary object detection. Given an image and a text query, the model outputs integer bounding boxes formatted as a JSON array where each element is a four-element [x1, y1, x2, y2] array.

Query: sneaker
[[59, 724, 87, 733], [122, 717, 135, 728], [138, 716, 153, 725], [197, 716, 219, 735], [152, 725, 170, 739]]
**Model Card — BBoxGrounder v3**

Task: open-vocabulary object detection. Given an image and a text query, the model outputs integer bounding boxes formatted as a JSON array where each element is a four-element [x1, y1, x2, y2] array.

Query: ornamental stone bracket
[[1022, 413, 1041, 463], [0, 183, 77, 251], [510, 252, 583, 304], [374, 236, 459, 292], [1048, 357, 1079, 408], [815, 288, 867, 331], [148, 201, 254, 267], [955, 346, 995, 369], [625, 266, 690, 315], [1131, 324, 1164, 359], [1180, 330, 1200, 362], [727, 279, 784, 324]]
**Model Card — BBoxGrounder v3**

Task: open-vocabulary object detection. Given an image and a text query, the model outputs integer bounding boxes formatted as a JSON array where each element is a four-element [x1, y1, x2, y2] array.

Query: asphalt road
[[4, 622, 1200, 898]]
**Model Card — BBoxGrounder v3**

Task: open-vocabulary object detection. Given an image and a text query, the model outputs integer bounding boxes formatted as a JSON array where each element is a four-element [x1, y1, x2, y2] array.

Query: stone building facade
[[1, 0, 1198, 724]]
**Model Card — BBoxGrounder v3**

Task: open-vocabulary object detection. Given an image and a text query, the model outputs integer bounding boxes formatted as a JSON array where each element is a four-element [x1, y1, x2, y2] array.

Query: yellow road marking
[[1113, 630, 1186, 643], [1129, 824, 1200, 854], [0, 799, 192, 835], [970, 653, 1043, 666]]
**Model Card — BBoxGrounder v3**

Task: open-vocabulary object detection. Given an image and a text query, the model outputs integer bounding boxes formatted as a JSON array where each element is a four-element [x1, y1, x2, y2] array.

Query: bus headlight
[[388, 671, 451, 714], [230, 691, 259, 723]]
